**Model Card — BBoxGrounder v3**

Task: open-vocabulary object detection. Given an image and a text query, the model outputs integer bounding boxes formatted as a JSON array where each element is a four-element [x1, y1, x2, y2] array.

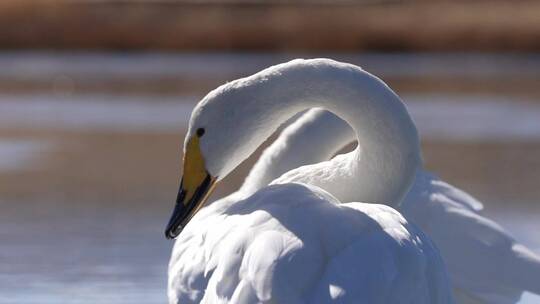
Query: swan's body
[[166, 59, 454, 303], [243, 109, 540, 304], [169, 183, 451, 303]]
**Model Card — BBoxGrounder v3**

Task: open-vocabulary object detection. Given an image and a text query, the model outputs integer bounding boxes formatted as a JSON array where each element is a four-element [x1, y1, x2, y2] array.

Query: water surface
[[1, 52, 539, 303]]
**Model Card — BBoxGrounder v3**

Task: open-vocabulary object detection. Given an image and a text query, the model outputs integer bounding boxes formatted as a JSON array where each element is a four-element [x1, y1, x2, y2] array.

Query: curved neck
[[221, 59, 420, 205], [240, 108, 355, 196]]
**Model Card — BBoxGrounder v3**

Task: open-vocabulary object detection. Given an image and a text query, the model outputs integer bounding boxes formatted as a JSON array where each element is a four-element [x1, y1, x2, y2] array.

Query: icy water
[[0, 52, 539, 303]]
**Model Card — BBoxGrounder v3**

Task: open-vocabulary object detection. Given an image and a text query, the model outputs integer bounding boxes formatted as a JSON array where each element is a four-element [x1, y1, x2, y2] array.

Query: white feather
[[244, 108, 540, 303], [168, 59, 454, 303]]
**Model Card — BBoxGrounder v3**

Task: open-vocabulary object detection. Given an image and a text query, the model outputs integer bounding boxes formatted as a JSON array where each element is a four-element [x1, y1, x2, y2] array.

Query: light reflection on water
[[1, 202, 539, 303], [1, 53, 539, 303], [0, 200, 171, 304], [1, 93, 539, 303], [0, 140, 50, 172], [1, 93, 540, 140]]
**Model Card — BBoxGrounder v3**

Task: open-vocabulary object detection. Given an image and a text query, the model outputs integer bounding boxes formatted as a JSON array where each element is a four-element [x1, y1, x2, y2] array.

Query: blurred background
[[1, 1, 539, 303]]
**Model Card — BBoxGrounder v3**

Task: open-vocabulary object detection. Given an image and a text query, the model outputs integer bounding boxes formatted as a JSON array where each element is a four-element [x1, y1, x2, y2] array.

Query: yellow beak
[[165, 135, 217, 239]]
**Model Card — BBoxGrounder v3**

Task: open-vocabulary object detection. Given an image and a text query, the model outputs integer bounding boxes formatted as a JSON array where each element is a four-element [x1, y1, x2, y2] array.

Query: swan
[[164, 59, 454, 303], [243, 108, 540, 304]]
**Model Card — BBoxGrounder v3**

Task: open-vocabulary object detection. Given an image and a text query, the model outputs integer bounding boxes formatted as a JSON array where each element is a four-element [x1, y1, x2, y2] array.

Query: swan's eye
[[196, 128, 205, 137]]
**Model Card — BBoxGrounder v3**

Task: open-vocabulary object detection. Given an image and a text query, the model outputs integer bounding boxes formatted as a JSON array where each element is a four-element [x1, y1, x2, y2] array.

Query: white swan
[[243, 108, 540, 304], [165, 59, 454, 303]]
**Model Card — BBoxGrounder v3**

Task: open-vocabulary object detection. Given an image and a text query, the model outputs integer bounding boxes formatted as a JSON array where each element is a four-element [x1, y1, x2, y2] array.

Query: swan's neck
[[240, 108, 355, 196], [223, 59, 420, 205]]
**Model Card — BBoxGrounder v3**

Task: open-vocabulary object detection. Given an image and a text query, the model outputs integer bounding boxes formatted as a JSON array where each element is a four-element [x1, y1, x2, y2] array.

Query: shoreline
[[0, 1, 539, 52]]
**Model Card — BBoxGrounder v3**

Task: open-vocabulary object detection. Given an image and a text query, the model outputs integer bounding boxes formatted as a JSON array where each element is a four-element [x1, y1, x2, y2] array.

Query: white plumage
[[243, 108, 540, 303], [169, 183, 452, 303], [167, 59, 454, 304]]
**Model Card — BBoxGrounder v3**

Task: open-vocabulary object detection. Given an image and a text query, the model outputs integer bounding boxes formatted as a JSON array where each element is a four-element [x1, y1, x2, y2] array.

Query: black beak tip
[[164, 192, 187, 240], [164, 174, 215, 240], [165, 224, 182, 240], [165, 208, 183, 240]]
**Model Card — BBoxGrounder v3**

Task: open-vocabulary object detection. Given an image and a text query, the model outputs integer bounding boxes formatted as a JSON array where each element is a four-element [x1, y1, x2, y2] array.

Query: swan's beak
[[165, 173, 216, 239], [165, 136, 217, 239]]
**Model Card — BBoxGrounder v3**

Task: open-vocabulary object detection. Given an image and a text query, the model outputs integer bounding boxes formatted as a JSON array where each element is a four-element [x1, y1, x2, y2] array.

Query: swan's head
[[165, 78, 278, 239]]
